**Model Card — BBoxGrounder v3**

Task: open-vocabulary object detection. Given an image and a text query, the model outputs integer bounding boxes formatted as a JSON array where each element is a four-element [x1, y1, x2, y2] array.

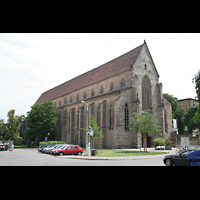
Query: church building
[[35, 40, 173, 149]]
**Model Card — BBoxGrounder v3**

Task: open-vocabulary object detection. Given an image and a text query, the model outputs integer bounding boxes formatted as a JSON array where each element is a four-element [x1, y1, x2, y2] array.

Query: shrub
[[39, 141, 66, 146], [153, 138, 173, 147], [153, 138, 166, 146], [164, 139, 173, 147]]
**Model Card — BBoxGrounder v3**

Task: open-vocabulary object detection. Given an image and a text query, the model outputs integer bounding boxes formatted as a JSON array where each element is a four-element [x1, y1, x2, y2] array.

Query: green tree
[[0, 119, 7, 140], [82, 116, 103, 149], [25, 101, 59, 144], [3, 109, 25, 144], [163, 93, 179, 118], [192, 70, 200, 121], [184, 105, 200, 135], [176, 107, 186, 135], [163, 93, 186, 135], [129, 110, 161, 152]]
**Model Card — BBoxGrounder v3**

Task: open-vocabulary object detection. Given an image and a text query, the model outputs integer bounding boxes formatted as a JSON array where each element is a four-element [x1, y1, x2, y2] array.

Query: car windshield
[[61, 145, 68, 149], [181, 150, 196, 156]]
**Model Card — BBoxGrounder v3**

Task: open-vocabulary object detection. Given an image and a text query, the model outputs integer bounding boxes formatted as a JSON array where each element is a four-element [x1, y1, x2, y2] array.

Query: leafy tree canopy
[[25, 101, 59, 143], [129, 110, 161, 151], [192, 70, 200, 121], [0, 109, 25, 144]]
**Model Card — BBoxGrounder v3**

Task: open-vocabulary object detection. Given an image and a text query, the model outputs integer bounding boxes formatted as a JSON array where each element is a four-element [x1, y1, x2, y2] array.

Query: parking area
[[0, 148, 165, 166], [0, 148, 84, 166]]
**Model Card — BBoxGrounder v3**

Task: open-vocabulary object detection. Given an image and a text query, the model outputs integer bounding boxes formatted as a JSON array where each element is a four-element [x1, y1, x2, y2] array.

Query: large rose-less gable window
[[142, 75, 151, 111]]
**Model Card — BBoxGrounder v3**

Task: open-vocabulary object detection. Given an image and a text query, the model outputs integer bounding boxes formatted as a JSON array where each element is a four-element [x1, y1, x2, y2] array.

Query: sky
[[0, 33, 199, 122]]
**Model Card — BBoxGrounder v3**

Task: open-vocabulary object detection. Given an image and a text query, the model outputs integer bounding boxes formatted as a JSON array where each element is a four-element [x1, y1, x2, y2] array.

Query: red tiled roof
[[35, 43, 143, 104]]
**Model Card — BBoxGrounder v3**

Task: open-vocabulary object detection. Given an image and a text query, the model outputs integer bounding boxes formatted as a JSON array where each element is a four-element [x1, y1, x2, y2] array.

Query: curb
[[58, 154, 166, 160]]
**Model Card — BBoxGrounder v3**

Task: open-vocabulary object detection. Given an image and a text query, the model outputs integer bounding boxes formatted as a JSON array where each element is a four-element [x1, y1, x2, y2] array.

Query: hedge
[[39, 141, 66, 146]]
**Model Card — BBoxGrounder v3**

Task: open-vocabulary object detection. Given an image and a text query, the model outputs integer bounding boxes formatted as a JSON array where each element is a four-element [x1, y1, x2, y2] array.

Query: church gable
[[132, 40, 159, 82]]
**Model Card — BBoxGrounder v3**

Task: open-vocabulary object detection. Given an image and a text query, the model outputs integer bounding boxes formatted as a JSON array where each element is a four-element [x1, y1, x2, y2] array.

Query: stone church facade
[[35, 40, 173, 149]]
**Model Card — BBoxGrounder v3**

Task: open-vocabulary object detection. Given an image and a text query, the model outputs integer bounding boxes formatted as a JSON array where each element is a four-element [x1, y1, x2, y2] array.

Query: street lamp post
[[81, 100, 90, 156]]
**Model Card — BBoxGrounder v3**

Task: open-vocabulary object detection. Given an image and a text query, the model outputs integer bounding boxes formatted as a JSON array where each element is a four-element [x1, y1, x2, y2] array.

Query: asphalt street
[[0, 148, 166, 166]]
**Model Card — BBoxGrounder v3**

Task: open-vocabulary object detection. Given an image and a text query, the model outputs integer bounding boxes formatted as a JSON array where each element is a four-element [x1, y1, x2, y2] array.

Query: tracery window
[[97, 105, 101, 127], [63, 109, 67, 126], [110, 102, 114, 130], [165, 109, 168, 133], [142, 75, 151, 111], [71, 108, 75, 144], [125, 103, 129, 130], [91, 103, 94, 119]]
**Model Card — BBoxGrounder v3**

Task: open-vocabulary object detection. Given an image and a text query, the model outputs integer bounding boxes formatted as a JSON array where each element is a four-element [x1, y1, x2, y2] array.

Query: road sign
[[86, 128, 93, 136]]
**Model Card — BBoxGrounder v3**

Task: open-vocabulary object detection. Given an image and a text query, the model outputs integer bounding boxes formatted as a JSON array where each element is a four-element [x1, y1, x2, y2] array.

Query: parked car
[[155, 146, 165, 150], [49, 144, 68, 154], [54, 145, 83, 156], [38, 145, 49, 152], [163, 149, 197, 166], [46, 144, 64, 154], [42, 143, 66, 153], [42, 144, 57, 153]]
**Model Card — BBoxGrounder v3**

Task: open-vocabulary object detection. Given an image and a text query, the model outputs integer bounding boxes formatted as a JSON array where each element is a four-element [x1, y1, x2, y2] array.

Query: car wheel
[[59, 152, 64, 156], [77, 151, 82, 156], [165, 158, 173, 166]]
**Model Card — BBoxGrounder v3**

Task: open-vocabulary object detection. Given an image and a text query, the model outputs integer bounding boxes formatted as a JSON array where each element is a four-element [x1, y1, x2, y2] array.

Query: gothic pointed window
[[76, 94, 79, 101], [110, 82, 114, 91], [91, 88, 95, 97], [83, 91, 87, 99], [125, 103, 129, 130], [100, 85, 104, 94], [142, 75, 151, 111], [110, 102, 114, 130], [121, 78, 125, 88]]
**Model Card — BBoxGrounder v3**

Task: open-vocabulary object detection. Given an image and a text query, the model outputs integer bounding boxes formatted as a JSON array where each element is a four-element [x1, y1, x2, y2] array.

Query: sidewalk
[[58, 148, 176, 160]]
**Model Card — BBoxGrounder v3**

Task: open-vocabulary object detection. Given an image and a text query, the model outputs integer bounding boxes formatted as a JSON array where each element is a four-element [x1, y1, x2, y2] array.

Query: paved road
[[0, 148, 166, 166]]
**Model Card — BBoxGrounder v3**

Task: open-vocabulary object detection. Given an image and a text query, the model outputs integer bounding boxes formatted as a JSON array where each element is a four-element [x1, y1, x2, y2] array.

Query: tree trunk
[[143, 135, 147, 152]]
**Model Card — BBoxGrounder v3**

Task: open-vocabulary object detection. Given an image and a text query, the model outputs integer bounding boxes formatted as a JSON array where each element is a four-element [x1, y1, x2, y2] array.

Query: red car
[[54, 145, 83, 156]]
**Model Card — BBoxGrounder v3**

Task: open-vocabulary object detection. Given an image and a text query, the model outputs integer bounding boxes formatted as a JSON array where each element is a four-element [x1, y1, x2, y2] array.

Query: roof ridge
[[35, 43, 144, 104]]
